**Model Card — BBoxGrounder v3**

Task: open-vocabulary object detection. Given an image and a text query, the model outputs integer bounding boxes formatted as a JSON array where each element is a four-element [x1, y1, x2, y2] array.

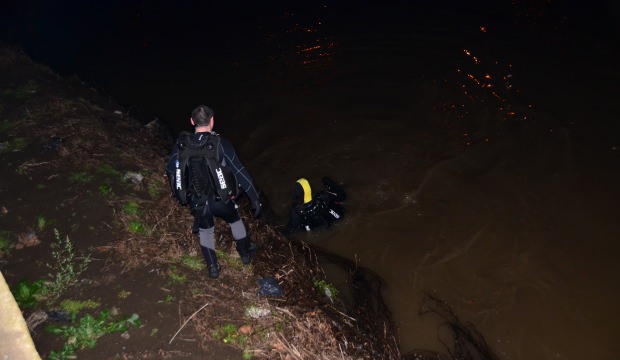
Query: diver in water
[[286, 177, 346, 233]]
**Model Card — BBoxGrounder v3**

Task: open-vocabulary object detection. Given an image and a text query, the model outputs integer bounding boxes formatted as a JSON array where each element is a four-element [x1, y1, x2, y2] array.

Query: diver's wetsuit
[[286, 177, 345, 233], [166, 131, 260, 277]]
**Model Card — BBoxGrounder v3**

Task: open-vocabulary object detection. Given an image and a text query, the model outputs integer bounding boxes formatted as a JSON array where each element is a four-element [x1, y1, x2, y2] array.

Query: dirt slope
[[0, 43, 401, 360]]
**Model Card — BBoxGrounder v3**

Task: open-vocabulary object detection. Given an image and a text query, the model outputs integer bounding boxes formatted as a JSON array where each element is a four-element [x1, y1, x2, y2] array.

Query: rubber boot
[[234, 237, 257, 265], [192, 217, 200, 234], [200, 246, 221, 278]]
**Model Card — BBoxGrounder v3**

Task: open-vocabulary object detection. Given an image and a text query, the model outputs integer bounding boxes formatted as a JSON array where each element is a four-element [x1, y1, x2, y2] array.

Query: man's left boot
[[200, 246, 221, 279], [235, 237, 257, 265]]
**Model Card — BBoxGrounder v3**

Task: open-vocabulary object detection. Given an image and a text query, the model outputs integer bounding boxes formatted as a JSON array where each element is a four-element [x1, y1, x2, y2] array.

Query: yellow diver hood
[[296, 178, 313, 204]]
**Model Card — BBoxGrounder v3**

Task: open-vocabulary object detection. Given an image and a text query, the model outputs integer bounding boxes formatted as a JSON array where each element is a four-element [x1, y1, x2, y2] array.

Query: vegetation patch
[[127, 220, 146, 234], [312, 278, 339, 303], [0, 230, 14, 257], [60, 299, 101, 319], [68, 171, 94, 184], [97, 163, 121, 177], [181, 254, 205, 271], [13, 279, 46, 309], [147, 181, 162, 198], [98, 183, 114, 197], [117, 290, 131, 299], [213, 323, 248, 348], [45, 309, 140, 360], [36, 215, 54, 232], [44, 229, 92, 305], [167, 265, 187, 285], [0, 119, 14, 133], [1, 137, 28, 153], [122, 200, 140, 215], [1, 80, 38, 99]]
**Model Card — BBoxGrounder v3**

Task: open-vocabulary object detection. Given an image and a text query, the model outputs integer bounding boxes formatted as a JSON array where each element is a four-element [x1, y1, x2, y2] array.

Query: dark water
[[3, 1, 620, 359]]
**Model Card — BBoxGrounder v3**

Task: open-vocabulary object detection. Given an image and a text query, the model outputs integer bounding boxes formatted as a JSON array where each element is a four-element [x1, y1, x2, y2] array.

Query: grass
[[215, 249, 244, 270], [1, 137, 28, 153], [60, 299, 101, 319], [12, 279, 45, 309], [12, 229, 92, 308], [117, 290, 131, 299], [127, 220, 146, 234], [167, 265, 187, 285], [69, 171, 94, 184], [122, 200, 140, 215], [181, 254, 206, 271], [213, 323, 248, 347], [147, 181, 163, 198], [44, 229, 92, 305], [46, 309, 140, 360], [1, 80, 38, 99], [312, 278, 339, 303], [98, 183, 114, 197], [36, 215, 54, 232], [97, 163, 121, 177], [158, 294, 174, 304], [0, 119, 14, 133], [0, 230, 14, 257]]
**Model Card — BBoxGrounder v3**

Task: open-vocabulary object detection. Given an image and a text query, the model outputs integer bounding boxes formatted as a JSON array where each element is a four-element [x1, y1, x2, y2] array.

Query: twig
[[169, 302, 210, 344]]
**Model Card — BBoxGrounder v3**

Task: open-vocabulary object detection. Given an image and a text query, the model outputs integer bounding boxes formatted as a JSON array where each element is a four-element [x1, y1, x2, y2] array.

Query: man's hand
[[252, 198, 262, 218]]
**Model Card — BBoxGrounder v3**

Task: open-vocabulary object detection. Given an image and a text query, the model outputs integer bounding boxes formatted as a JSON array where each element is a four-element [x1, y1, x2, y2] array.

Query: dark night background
[[1, 1, 618, 134]]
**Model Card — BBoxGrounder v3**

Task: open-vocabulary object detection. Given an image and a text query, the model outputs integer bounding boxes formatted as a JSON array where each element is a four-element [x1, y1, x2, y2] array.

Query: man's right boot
[[200, 246, 221, 279]]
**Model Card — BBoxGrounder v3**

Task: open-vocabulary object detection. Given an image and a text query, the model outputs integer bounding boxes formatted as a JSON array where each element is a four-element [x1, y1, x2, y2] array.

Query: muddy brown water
[[229, 30, 620, 360], [155, 28, 617, 360]]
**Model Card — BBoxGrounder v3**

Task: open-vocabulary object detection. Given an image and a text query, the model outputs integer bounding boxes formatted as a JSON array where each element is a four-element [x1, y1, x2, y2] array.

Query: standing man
[[166, 105, 261, 279]]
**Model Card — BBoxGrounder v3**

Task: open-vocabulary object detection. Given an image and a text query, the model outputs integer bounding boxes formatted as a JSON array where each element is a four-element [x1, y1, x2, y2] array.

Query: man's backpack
[[171, 131, 238, 206]]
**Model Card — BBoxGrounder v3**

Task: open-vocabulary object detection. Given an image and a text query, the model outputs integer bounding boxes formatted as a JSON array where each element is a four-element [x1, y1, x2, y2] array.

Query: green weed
[[213, 323, 248, 347], [69, 171, 94, 184], [147, 181, 162, 198], [45, 229, 92, 305], [312, 278, 339, 303], [36, 215, 53, 232], [12, 279, 45, 309], [2, 137, 28, 153], [60, 299, 100, 319], [97, 164, 121, 177], [117, 290, 131, 299], [167, 265, 187, 285], [127, 220, 145, 234], [0, 120, 14, 133], [0, 231, 13, 257], [122, 200, 140, 215], [2, 80, 38, 99], [216, 249, 243, 269], [181, 254, 205, 271], [98, 184, 114, 197], [46, 309, 140, 360], [157, 294, 174, 304]]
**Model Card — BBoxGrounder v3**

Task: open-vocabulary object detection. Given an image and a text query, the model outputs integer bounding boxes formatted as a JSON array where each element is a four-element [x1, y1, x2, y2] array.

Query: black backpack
[[171, 131, 238, 206]]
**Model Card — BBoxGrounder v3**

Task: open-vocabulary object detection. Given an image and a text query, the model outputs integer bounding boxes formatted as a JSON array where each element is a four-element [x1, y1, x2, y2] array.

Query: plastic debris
[[245, 305, 271, 319], [123, 171, 144, 184], [42, 136, 63, 153], [258, 276, 283, 297]]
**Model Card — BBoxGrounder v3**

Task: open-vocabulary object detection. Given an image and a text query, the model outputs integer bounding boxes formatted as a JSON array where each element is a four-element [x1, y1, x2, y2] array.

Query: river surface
[[3, 1, 619, 359]]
